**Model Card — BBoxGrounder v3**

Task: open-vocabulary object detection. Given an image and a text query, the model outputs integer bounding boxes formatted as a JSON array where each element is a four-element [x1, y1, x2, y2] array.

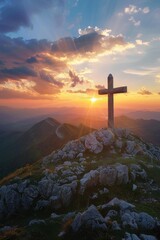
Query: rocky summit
[[0, 128, 160, 240]]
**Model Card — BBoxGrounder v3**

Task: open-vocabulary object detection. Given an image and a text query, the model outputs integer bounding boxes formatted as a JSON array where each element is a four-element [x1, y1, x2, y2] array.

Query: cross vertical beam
[[108, 74, 114, 128], [98, 74, 127, 128]]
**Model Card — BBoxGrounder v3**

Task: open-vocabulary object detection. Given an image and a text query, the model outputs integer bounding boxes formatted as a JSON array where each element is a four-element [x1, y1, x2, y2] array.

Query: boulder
[[85, 134, 103, 154], [136, 212, 156, 230], [121, 212, 138, 230], [140, 234, 157, 240], [124, 232, 140, 240], [115, 164, 129, 185], [38, 179, 54, 198], [99, 167, 117, 186], [102, 198, 135, 211], [95, 129, 114, 146], [80, 170, 99, 194], [71, 205, 107, 234]]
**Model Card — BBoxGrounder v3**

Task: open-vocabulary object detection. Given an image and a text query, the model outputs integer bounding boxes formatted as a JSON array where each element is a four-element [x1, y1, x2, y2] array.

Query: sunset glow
[[0, 1, 159, 112]]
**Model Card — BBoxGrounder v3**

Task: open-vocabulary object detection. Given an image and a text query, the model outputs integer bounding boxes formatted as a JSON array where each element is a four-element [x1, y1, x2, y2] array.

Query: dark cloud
[[51, 31, 133, 57], [138, 88, 152, 95], [0, 0, 65, 33], [0, 66, 37, 80], [95, 84, 105, 89], [39, 71, 64, 88], [67, 89, 86, 94], [26, 56, 38, 64], [67, 88, 97, 95], [69, 70, 84, 87], [0, 88, 51, 99]]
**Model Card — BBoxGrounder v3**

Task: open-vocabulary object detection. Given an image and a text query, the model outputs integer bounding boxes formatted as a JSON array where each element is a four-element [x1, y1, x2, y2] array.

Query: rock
[[77, 153, 83, 158], [17, 180, 30, 193], [140, 234, 157, 240], [51, 213, 61, 220], [124, 232, 141, 240], [99, 188, 109, 195], [85, 133, 103, 154], [90, 193, 98, 200], [35, 200, 49, 210], [121, 212, 138, 230], [112, 220, 121, 231], [102, 198, 135, 211], [60, 184, 73, 207], [115, 139, 123, 149], [63, 161, 72, 166], [95, 129, 114, 146], [24, 185, 39, 199], [71, 205, 107, 234], [132, 184, 137, 191], [80, 170, 99, 194], [99, 166, 117, 186], [114, 128, 130, 138], [29, 219, 46, 226], [115, 164, 129, 184], [49, 196, 61, 210], [4, 186, 21, 215], [136, 212, 156, 230], [106, 210, 118, 218], [79, 157, 86, 163], [58, 231, 65, 237], [126, 141, 136, 154], [38, 179, 54, 198]]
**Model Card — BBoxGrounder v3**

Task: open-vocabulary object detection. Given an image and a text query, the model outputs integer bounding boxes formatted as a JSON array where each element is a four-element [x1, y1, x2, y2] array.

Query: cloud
[[0, 0, 65, 33], [67, 88, 97, 95], [124, 5, 150, 15], [78, 26, 111, 37], [51, 28, 135, 58], [123, 69, 153, 76], [95, 84, 105, 89], [136, 39, 149, 46], [69, 70, 84, 87], [0, 27, 135, 98], [138, 88, 152, 95], [0, 66, 37, 80], [129, 16, 141, 26]]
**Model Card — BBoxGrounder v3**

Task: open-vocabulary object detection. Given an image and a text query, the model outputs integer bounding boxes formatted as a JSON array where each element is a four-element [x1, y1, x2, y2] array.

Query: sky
[[0, 0, 160, 111]]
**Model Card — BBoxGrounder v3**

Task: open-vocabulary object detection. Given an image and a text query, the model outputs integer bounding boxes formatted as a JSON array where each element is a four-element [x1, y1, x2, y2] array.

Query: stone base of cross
[[98, 74, 127, 128]]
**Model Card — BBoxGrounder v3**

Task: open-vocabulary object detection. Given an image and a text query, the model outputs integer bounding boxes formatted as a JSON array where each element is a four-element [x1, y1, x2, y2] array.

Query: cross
[[98, 74, 127, 128]]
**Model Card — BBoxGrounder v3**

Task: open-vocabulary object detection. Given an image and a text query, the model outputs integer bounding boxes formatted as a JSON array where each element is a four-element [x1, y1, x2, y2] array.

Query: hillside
[[0, 118, 93, 178], [0, 128, 160, 239]]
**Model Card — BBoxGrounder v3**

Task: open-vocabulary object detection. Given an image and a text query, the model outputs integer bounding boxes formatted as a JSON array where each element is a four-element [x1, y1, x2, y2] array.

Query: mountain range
[[0, 118, 93, 178]]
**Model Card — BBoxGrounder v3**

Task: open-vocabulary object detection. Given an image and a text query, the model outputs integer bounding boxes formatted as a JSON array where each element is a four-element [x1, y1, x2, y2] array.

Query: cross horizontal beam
[[98, 86, 127, 95]]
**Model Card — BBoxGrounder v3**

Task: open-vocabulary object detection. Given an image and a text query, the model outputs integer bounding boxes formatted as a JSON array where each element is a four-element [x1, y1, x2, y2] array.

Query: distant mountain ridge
[[0, 118, 93, 178]]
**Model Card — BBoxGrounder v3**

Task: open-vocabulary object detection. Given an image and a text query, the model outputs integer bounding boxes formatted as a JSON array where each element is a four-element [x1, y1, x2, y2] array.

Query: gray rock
[[17, 180, 30, 193], [126, 141, 136, 154], [35, 200, 49, 210], [115, 164, 129, 184], [136, 212, 156, 230], [112, 220, 121, 231], [80, 169, 99, 194], [95, 129, 114, 146], [85, 133, 103, 154], [99, 167, 117, 186], [60, 184, 73, 207], [71, 205, 107, 233], [99, 188, 109, 195], [63, 212, 76, 223], [140, 234, 157, 240], [132, 184, 137, 191], [38, 179, 54, 198], [49, 195, 61, 210], [4, 186, 21, 214], [102, 198, 135, 211], [106, 210, 118, 218], [121, 212, 138, 230], [124, 232, 140, 240], [29, 219, 46, 226], [24, 185, 39, 199], [51, 213, 61, 220]]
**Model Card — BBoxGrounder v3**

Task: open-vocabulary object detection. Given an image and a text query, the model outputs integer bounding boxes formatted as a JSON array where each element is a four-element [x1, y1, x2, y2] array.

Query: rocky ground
[[0, 128, 160, 240]]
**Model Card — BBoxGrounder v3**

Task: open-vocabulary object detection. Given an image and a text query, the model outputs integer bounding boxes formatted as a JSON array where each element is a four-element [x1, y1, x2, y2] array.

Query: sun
[[90, 97, 97, 103]]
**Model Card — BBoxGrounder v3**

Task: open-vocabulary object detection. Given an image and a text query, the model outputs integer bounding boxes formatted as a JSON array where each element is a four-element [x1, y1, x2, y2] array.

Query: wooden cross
[[98, 74, 127, 128]]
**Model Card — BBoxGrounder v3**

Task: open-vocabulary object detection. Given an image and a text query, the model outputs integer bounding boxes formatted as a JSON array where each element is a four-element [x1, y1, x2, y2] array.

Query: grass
[[0, 159, 43, 186]]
